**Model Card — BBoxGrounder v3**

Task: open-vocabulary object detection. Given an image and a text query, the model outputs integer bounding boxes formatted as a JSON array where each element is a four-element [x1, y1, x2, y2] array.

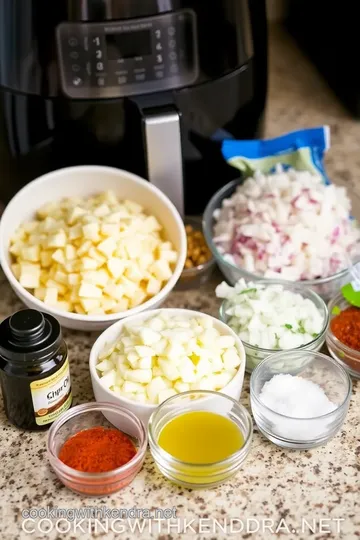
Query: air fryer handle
[[141, 105, 185, 218]]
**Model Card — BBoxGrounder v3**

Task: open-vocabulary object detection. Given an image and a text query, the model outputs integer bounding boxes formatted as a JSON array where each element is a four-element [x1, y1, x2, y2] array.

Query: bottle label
[[30, 358, 72, 426]]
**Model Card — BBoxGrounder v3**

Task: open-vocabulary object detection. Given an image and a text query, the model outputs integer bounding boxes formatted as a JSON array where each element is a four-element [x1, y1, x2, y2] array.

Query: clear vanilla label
[[30, 358, 72, 426]]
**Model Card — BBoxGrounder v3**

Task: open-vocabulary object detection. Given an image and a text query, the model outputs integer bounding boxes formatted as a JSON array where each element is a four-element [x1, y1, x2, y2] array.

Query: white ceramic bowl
[[89, 308, 246, 426], [0, 166, 186, 331]]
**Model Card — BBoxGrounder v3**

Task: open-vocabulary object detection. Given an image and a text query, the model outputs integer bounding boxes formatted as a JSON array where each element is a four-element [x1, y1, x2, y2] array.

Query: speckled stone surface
[[0, 27, 359, 540]]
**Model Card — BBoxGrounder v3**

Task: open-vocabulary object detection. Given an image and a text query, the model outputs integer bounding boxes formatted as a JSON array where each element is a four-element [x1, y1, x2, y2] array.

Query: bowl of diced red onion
[[203, 169, 360, 301]]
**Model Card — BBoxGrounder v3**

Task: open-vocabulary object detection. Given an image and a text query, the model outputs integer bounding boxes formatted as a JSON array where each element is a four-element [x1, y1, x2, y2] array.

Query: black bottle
[[0, 309, 72, 430]]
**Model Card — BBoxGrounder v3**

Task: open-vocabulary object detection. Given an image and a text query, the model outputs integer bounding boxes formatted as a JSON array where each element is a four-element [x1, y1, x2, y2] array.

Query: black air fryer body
[[0, 0, 268, 215]]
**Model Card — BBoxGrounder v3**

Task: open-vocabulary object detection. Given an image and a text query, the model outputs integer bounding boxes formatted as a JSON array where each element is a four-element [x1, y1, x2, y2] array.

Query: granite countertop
[[0, 27, 359, 540]]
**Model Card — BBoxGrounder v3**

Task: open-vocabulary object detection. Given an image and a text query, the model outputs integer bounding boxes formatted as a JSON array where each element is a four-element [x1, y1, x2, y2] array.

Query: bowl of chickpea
[[176, 217, 216, 290]]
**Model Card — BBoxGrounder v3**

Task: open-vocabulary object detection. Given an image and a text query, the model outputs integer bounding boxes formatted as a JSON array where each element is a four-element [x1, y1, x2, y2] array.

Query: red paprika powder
[[330, 306, 360, 351], [59, 426, 137, 473]]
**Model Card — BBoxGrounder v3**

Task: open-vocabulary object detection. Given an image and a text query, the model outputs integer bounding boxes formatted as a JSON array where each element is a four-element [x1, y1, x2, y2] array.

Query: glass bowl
[[250, 351, 351, 450], [176, 216, 216, 290], [326, 293, 360, 379], [148, 391, 253, 489], [47, 402, 147, 496], [219, 279, 329, 373], [203, 179, 354, 301]]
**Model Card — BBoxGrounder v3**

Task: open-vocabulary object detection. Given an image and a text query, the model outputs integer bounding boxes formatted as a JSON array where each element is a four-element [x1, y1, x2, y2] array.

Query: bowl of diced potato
[[89, 308, 246, 426], [0, 166, 187, 331]]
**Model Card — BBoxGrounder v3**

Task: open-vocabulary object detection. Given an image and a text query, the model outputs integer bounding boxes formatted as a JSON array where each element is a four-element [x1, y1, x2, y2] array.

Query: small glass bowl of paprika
[[47, 402, 147, 496], [326, 293, 360, 378]]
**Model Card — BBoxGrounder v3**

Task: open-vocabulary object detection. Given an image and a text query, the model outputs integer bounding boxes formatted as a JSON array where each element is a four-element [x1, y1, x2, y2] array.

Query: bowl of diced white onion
[[0, 166, 187, 331], [89, 308, 246, 426], [218, 279, 329, 373], [203, 175, 360, 301]]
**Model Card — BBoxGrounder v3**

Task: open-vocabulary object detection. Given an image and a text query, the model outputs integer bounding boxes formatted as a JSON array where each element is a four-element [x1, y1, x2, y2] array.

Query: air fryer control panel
[[56, 10, 198, 99]]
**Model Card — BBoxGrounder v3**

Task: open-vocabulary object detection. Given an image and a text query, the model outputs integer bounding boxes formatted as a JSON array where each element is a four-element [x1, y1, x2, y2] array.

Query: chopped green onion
[[298, 321, 306, 334], [240, 288, 257, 295], [331, 305, 341, 315], [312, 333, 319, 338], [285, 324, 293, 329]]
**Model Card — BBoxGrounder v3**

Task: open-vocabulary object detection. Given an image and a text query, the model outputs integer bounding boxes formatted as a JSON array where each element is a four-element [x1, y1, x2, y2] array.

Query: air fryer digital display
[[105, 32, 152, 59], [56, 10, 198, 99]]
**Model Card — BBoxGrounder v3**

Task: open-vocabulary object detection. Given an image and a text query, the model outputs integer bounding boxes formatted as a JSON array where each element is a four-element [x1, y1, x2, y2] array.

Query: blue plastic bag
[[222, 126, 331, 184]]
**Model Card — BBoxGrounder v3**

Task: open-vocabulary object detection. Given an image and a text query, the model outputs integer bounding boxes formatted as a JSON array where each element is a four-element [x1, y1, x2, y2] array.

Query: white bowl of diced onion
[[203, 178, 360, 301], [0, 166, 187, 331], [89, 308, 246, 426]]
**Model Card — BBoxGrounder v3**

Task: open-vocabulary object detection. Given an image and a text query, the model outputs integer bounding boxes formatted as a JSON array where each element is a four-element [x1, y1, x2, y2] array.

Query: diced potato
[[19, 263, 41, 288], [44, 287, 58, 305], [46, 279, 67, 296], [57, 300, 72, 312], [9, 190, 177, 315], [125, 264, 143, 283], [82, 222, 100, 241], [88, 247, 106, 264], [82, 269, 109, 288], [111, 299, 129, 313], [21, 245, 40, 262], [77, 240, 92, 257], [47, 230, 67, 248], [74, 303, 86, 314], [65, 244, 77, 260], [151, 260, 172, 282], [100, 222, 119, 237], [107, 258, 126, 279], [34, 287, 46, 301], [11, 264, 21, 279], [68, 273, 80, 286], [67, 206, 86, 225], [80, 298, 101, 313], [80, 257, 99, 271], [129, 290, 147, 308], [40, 251, 53, 267], [97, 237, 117, 258]]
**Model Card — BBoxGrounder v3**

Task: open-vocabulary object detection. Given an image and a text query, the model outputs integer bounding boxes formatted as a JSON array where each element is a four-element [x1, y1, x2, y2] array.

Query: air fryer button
[[72, 77, 83, 87], [135, 73, 146, 82], [57, 9, 198, 98]]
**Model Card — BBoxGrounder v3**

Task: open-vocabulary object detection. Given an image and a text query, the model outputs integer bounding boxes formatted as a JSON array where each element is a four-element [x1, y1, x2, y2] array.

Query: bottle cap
[[0, 309, 62, 364]]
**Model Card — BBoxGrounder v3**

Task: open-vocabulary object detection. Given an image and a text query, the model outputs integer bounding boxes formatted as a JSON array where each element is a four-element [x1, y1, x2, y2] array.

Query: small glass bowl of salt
[[250, 351, 352, 450]]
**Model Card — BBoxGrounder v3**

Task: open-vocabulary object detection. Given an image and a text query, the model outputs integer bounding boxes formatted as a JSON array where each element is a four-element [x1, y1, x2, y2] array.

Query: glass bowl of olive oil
[[148, 390, 253, 489]]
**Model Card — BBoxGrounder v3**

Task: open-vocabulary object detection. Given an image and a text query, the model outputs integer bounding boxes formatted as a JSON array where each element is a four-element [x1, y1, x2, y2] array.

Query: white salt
[[259, 374, 337, 441], [260, 374, 337, 418]]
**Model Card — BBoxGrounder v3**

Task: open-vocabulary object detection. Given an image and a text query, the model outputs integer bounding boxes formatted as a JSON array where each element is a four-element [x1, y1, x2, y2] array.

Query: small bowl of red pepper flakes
[[47, 402, 147, 496], [326, 292, 360, 379]]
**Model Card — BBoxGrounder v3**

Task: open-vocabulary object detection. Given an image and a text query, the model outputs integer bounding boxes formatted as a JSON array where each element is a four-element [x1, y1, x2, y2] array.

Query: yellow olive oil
[[158, 411, 244, 464]]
